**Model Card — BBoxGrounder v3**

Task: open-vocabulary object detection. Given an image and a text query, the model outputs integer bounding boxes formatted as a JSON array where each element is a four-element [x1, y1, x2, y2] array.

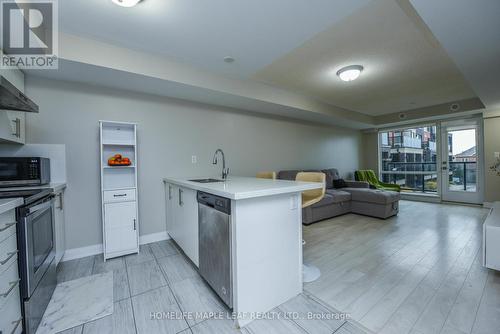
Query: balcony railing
[[380, 161, 477, 193], [448, 161, 477, 192]]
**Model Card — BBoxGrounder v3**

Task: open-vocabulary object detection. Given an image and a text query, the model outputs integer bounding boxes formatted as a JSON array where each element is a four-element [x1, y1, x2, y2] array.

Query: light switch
[[191, 155, 197, 164], [495, 152, 500, 158]]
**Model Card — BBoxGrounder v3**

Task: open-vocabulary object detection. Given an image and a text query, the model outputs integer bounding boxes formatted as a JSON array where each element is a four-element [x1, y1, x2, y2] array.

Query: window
[[379, 125, 438, 193]]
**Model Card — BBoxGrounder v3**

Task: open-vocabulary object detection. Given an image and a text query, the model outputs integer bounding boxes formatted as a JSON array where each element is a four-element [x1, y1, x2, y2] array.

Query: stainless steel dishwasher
[[197, 191, 233, 308]]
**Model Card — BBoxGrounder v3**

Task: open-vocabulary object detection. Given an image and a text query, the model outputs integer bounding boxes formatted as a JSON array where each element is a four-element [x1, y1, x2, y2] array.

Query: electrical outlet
[[495, 152, 500, 159], [191, 155, 197, 164], [290, 195, 298, 210]]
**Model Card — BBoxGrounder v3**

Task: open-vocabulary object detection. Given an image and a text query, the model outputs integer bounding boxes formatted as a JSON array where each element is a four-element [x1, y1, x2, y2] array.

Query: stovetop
[[0, 188, 52, 205]]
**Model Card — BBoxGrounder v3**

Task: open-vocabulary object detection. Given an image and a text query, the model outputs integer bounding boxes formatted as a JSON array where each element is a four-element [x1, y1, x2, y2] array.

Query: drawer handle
[[0, 251, 18, 265], [113, 194, 127, 197], [0, 222, 16, 232], [10, 317, 23, 334], [1, 279, 20, 298]]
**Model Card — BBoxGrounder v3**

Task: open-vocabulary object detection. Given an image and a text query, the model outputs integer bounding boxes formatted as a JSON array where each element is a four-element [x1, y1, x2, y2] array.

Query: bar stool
[[256, 171, 277, 180], [296, 172, 326, 283]]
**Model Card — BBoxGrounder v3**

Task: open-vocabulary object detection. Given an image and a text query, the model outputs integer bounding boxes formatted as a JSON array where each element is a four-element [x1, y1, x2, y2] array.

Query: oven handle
[[26, 198, 54, 215]]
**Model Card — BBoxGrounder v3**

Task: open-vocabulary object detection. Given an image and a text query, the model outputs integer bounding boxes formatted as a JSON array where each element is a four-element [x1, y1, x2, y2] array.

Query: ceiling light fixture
[[223, 56, 235, 63], [336, 65, 364, 82], [112, 0, 142, 8]]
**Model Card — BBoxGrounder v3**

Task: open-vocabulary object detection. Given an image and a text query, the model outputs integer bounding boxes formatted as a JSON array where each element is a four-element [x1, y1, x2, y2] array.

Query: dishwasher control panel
[[197, 191, 231, 215]]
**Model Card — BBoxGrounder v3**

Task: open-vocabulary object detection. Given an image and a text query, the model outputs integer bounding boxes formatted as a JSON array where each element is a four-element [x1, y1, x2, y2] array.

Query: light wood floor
[[57, 241, 370, 334], [303, 200, 499, 334]]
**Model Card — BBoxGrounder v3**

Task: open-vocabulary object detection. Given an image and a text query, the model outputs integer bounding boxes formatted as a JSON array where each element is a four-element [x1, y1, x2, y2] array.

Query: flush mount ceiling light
[[112, 0, 142, 7], [336, 65, 364, 82]]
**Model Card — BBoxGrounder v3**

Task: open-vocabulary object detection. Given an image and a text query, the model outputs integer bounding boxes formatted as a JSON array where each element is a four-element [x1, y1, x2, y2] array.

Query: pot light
[[112, 0, 142, 7], [336, 65, 364, 82]]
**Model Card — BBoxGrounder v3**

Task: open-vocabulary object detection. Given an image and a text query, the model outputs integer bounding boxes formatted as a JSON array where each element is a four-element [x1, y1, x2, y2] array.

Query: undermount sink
[[189, 178, 225, 183]]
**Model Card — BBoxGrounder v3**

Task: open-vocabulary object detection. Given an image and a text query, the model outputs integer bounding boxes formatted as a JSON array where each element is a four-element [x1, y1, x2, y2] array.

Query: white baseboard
[[139, 231, 170, 245], [61, 231, 171, 262], [62, 243, 103, 262], [400, 193, 441, 203]]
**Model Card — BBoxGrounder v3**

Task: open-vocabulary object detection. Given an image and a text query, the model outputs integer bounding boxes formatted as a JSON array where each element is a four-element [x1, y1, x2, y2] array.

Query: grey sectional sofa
[[277, 168, 400, 224]]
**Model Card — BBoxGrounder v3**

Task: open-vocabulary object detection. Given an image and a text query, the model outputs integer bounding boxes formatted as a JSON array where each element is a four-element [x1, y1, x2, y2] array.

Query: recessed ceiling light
[[112, 0, 142, 8], [223, 56, 235, 63], [336, 65, 364, 82]]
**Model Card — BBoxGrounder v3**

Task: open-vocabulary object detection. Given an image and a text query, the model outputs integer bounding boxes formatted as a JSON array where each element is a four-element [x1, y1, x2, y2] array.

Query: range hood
[[0, 75, 39, 113]]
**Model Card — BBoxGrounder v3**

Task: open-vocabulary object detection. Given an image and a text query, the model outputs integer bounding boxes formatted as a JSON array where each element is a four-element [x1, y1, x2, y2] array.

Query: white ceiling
[[58, 0, 370, 78], [410, 0, 500, 111], [253, 0, 477, 116], [28, 0, 499, 127]]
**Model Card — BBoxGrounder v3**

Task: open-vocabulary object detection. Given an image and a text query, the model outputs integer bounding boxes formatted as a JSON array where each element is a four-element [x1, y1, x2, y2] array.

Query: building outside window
[[379, 125, 438, 193]]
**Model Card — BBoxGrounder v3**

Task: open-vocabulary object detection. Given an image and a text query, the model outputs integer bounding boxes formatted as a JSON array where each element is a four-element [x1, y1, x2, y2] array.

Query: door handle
[[179, 189, 184, 206], [133, 219, 137, 231], [168, 185, 172, 200], [1, 279, 20, 298], [0, 222, 16, 232], [11, 118, 20, 138], [56, 193, 64, 210], [0, 251, 18, 265]]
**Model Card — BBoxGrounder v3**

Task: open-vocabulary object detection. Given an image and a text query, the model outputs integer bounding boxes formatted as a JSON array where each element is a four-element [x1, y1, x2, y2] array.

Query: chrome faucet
[[212, 149, 229, 180]]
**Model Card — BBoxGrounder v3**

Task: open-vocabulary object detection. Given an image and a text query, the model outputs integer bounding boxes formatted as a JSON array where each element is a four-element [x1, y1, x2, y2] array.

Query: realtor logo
[[1, 0, 58, 69]]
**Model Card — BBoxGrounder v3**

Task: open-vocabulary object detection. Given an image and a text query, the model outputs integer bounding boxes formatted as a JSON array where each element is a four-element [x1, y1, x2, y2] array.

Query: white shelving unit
[[100, 121, 139, 260]]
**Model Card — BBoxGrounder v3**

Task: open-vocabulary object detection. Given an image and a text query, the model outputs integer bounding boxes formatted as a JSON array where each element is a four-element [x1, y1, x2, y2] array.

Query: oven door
[[20, 196, 55, 297]]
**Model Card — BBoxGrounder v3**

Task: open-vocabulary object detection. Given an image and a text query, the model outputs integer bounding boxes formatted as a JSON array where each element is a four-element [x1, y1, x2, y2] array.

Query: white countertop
[[0, 182, 67, 193], [0, 197, 24, 214], [163, 176, 322, 200]]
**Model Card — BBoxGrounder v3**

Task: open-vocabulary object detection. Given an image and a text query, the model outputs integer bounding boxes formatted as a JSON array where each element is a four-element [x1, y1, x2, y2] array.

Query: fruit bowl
[[107, 154, 131, 166]]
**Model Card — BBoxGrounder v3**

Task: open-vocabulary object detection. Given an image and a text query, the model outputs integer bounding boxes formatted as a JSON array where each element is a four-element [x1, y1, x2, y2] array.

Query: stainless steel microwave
[[0, 157, 50, 187]]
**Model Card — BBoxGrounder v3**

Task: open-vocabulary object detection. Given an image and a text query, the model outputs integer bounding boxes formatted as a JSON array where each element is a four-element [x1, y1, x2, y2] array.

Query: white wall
[[22, 76, 362, 250]]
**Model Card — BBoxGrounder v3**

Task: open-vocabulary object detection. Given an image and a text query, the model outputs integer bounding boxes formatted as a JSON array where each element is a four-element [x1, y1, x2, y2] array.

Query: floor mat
[[37, 272, 114, 334]]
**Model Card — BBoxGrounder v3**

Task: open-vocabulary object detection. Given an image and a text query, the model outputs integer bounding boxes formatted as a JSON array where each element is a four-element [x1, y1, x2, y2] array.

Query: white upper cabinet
[[0, 66, 26, 145]]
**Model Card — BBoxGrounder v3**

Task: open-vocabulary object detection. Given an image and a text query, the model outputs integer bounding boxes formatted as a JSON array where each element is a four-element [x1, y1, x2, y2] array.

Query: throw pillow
[[333, 179, 348, 189]]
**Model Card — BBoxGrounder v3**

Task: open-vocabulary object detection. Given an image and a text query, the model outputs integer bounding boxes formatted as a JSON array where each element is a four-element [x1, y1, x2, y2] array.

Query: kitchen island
[[163, 176, 322, 327]]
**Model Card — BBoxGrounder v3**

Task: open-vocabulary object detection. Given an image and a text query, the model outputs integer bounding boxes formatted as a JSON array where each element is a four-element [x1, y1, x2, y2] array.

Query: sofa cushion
[[344, 188, 400, 205], [321, 168, 340, 188], [325, 189, 351, 203], [311, 194, 342, 209]]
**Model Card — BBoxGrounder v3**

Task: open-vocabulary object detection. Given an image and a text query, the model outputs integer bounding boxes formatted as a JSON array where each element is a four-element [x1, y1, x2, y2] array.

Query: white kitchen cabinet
[[104, 201, 138, 255], [54, 190, 66, 266], [100, 121, 139, 260], [0, 66, 26, 144], [166, 184, 199, 266], [483, 202, 500, 271], [0, 206, 22, 334], [165, 183, 176, 238]]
